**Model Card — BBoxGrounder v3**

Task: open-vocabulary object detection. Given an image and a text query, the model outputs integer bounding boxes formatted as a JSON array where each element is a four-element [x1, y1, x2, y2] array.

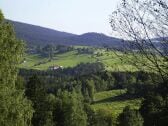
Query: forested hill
[[8, 20, 124, 47], [8, 20, 76, 46]]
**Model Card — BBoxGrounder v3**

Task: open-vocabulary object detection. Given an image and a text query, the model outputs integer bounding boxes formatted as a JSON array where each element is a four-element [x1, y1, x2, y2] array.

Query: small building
[[49, 65, 63, 70]]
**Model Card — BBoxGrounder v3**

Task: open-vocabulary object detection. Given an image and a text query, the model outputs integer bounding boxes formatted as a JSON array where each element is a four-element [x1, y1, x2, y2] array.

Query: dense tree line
[[30, 44, 74, 59], [77, 48, 94, 54], [19, 65, 159, 94]]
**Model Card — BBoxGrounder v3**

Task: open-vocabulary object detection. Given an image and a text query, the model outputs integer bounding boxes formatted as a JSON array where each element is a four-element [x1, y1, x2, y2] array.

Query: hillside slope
[[8, 20, 123, 47], [8, 20, 76, 45]]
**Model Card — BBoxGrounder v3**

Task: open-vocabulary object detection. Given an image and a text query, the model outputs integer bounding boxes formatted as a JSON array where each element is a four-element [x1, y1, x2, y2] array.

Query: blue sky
[[0, 0, 119, 35]]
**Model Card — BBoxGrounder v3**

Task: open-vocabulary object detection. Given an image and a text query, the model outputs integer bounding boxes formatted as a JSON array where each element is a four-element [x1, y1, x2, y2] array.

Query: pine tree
[[86, 79, 95, 102], [0, 10, 33, 126]]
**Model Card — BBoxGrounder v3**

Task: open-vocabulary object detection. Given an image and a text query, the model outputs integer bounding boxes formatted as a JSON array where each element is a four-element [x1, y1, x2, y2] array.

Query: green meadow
[[91, 89, 142, 117], [19, 48, 137, 71]]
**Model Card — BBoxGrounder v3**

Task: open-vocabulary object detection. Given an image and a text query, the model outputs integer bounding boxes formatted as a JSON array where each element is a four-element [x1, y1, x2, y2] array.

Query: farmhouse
[[49, 65, 63, 70]]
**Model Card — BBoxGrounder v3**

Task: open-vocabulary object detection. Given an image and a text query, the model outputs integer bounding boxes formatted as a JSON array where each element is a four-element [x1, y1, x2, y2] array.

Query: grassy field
[[19, 48, 137, 71], [91, 89, 142, 117]]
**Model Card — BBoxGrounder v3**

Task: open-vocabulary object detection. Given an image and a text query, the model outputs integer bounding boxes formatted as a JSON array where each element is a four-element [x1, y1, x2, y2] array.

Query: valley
[[1, 0, 167, 124]]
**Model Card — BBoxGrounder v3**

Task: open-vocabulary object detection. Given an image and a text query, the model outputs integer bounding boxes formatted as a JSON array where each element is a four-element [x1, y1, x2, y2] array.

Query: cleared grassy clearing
[[19, 51, 94, 69], [91, 90, 142, 116]]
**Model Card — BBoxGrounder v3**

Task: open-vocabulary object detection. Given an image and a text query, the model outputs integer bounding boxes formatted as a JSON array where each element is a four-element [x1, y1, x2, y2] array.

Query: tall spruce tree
[[0, 10, 33, 126]]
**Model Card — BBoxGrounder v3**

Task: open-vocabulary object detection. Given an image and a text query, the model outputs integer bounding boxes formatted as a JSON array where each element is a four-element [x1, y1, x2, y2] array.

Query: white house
[[49, 65, 63, 70]]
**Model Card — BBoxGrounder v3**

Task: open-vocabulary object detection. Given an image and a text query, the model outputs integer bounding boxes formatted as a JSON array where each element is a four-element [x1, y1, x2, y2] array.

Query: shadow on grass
[[93, 93, 137, 104]]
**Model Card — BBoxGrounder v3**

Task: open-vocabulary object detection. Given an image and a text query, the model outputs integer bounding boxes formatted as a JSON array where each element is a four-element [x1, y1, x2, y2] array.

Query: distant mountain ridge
[[8, 20, 124, 47]]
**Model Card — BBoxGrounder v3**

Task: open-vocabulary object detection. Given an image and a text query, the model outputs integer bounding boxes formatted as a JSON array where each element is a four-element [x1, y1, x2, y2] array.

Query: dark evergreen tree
[[26, 75, 53, 126], [86, 79, 95, 102], [140, 92, 168, 126]]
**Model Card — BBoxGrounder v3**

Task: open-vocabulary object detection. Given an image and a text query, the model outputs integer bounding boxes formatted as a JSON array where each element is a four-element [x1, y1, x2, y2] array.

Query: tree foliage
[[26, 75, 54, 126], [118, 106, 144, 126], [0, 10, 33, 126], [54, 91, 87, 126], [110, 0, 168, 82], [111, 1, 168, 125]]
